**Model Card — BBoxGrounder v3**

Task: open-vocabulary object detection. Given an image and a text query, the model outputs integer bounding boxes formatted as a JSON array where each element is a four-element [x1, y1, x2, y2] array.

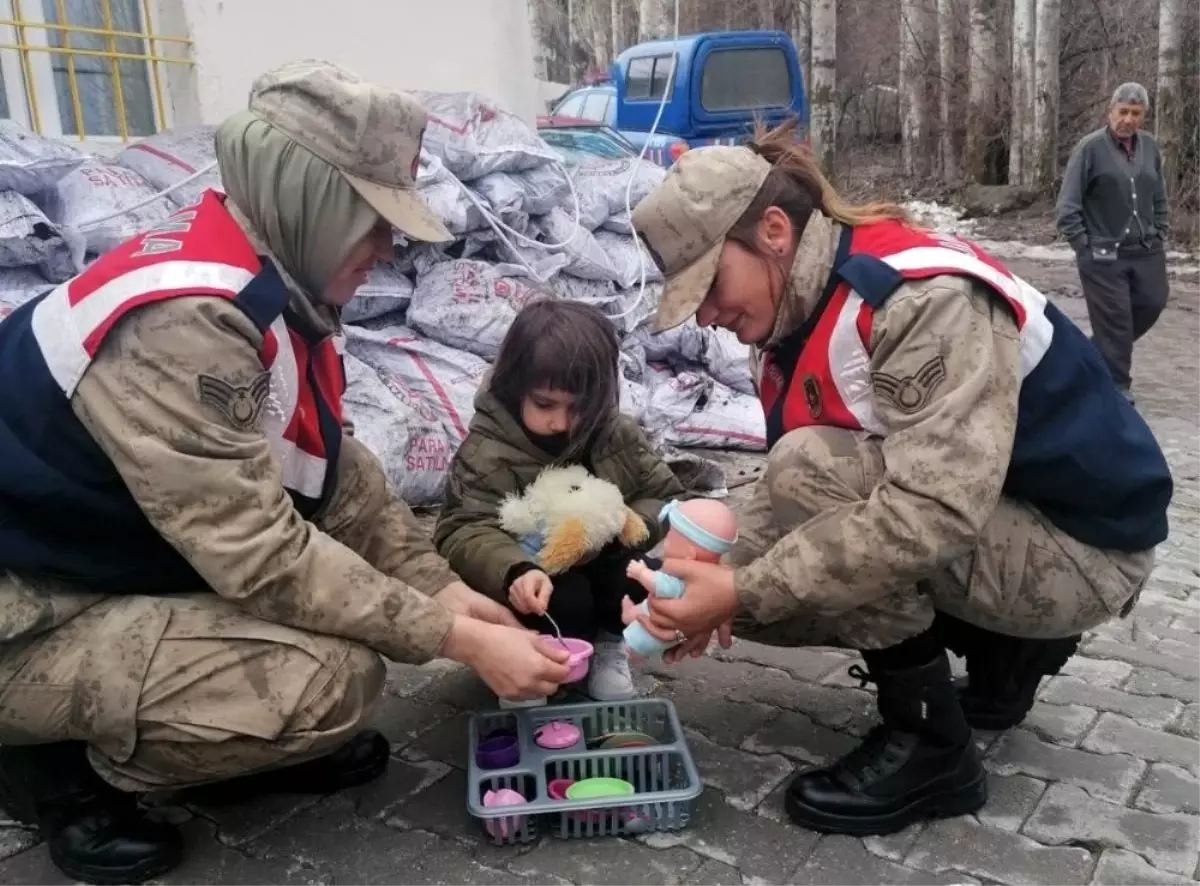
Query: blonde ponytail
[[746, 118, 912, 227]]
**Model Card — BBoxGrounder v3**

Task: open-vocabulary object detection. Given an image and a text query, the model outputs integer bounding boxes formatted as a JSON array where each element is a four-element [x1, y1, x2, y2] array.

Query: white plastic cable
[[608, 0, 681, 322], [447, 0, 682, 298], [69, 0, 683, 325]]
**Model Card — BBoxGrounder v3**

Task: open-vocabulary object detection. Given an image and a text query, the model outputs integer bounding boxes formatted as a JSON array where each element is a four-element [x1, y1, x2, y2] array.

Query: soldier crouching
[[0, 60, 570, 884], [625, 121, 1172, 837]]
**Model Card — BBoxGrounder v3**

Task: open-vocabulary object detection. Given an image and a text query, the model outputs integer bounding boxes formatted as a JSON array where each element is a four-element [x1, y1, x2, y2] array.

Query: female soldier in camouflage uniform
[[0, 61, 570, 883], [627, 122, 1172, 836]]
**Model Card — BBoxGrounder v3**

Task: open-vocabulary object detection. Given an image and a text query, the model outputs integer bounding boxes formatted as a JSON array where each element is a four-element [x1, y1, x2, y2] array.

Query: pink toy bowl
[[482, 788, 528, 839], [547, 778, 574, 801], [540, 636, 593, 682], [534, 721, 582, 750]]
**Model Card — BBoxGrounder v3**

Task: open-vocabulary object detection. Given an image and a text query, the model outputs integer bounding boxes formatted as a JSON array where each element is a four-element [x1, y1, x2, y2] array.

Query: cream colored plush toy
[[498, 464, 649, 575]]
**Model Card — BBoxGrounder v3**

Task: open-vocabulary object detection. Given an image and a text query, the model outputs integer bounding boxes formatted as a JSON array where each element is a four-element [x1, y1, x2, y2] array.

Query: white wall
[[165, 0, 540, 125]]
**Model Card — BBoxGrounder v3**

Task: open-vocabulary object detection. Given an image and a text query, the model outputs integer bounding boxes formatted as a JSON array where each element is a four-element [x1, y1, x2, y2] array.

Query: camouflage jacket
[[59, 295, 460, 663], [732, 218, 1025, 624]]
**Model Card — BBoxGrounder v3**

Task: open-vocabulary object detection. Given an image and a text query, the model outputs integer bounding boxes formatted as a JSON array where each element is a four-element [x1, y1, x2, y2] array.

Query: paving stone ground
[[1, 258, 1197, 884]]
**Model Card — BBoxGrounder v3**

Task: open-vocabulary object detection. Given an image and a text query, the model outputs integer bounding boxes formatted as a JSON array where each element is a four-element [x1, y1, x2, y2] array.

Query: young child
[[434, 299, 684, 700]]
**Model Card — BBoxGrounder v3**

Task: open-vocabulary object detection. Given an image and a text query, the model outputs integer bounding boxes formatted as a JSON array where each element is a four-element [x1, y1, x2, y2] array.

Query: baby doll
[[622, 498, 738, 658]]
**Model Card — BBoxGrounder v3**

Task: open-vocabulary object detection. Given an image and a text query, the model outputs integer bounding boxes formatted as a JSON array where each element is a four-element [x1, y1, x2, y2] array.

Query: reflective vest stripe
[[30, 260, 256, 397], [814, 245, 1058, 436], [257, 316, 327, 500], [880, 246, 1055, 377], [30, 261, 333, 502]]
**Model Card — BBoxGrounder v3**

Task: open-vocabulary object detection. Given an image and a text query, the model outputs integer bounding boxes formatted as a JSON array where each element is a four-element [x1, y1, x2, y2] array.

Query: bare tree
[[791, 0, 812, 91], [810, 0, 838, 173], [899, 0, 935, 177], [530, 0, 571, 83], [1155, 0, 1183, 192], [965, 0, 1001, 182], [937, 0, 959, 179], [1009, 0, 1036, 185], [638, 0, 671, 40], [1031, 0, 1061, 186]]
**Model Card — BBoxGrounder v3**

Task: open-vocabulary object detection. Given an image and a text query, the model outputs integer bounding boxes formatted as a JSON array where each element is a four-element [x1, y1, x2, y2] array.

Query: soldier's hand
[[637, 559, 738, 640], [442, 617, 571, 700], [663, 621, 734, 664], [434, 581, 522, 628]]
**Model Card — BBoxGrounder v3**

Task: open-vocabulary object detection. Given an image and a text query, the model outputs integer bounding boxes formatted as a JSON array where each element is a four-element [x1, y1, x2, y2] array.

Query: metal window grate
[[0, 0, 192, 142]]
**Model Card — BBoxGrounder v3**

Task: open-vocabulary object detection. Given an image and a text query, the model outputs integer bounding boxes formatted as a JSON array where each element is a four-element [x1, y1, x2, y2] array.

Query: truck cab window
[[701, 48, 792, 112], [626, 55, 674, 101]]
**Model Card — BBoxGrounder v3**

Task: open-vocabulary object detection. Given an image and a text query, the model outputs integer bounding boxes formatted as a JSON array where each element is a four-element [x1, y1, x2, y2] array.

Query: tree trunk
[[792, 0, 811, 94], [577, 0, 611, 73], [757, 0, 776, 28], [965, 0, 1000, 182], [531, 0, 569, 84], [1031, 0, 1060, 187], [1155, 0, 1183, 193], [566, 0, 579, 81], [610, 0, 623, 62], [937, 0, 958, 180], [1009, 0, 1036, 186], [638, 0, 671, 40], [900, 0, 935, 178], [810, 0, 837, 175]]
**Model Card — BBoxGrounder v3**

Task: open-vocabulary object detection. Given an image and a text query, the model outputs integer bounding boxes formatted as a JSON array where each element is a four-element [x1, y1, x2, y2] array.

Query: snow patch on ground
[[903, 200, 1198, 277], [903, 200, 978, 236]]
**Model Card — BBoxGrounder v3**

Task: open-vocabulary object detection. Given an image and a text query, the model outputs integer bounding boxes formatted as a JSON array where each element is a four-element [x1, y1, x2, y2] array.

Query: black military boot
[[0, 742, 183, 885], [933, 611, 1081, 730], [785, 652, 987, 836], [182, 728, 390, 804]]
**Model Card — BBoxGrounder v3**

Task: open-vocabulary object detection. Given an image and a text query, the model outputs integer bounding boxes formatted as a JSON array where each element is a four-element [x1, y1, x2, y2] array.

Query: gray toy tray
[[466, 697, 702, 844]]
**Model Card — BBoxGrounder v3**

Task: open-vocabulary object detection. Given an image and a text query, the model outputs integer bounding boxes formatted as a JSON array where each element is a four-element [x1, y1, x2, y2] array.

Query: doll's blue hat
[[658, 500, 738, 554]]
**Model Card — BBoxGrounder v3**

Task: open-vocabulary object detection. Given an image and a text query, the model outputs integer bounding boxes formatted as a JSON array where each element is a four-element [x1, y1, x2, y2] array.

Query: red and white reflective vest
[[758, 220, 1055, 446], [29, 189, 346, 509]]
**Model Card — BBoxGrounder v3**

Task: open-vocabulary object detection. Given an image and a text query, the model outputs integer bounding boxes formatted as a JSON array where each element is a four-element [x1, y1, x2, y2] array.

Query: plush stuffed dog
[[498, 464, 649, 575]]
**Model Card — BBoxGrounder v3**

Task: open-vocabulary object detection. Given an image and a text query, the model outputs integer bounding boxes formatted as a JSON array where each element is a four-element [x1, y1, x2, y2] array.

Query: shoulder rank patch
[[871, 356, 947, 414], [197, 371, 271, 431]]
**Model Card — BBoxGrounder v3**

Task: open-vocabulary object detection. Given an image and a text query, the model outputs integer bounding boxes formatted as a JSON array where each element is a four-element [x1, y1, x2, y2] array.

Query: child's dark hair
[[490, 299, 621, 458]]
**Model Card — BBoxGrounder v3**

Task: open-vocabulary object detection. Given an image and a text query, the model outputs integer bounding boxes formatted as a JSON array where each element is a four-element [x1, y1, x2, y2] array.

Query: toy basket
[[466, 697, 702, 844]]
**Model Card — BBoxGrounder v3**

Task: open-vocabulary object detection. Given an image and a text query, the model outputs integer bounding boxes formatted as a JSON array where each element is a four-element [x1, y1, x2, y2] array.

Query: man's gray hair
[[1110, 82, 1150, 108]]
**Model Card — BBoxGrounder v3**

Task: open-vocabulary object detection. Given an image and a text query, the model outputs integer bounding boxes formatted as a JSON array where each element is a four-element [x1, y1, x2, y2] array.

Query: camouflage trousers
[[0, 578, 385, 793], [731, 427, 1156, 651]]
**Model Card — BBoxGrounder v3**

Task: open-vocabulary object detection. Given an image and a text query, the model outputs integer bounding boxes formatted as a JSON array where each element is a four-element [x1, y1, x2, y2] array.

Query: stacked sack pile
[[0, 93, 766, 506]]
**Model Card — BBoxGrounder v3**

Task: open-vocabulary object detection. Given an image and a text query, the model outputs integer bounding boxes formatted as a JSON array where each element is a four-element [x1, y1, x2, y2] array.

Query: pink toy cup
[[482, 787, 528, 839], [540, 636, 593, 682]]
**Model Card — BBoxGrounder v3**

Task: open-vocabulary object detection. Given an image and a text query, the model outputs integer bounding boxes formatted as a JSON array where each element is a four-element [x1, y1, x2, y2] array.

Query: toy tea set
[[467, 469, 738, 844]]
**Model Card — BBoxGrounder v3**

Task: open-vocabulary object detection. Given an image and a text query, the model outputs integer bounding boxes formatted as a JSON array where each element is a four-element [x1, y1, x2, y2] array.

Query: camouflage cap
[[631, 146, 771, 332], [248, 59, 452, 243]]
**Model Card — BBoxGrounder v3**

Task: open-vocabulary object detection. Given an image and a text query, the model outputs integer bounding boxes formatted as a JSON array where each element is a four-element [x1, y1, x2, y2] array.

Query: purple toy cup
[[541, 636, 594, 682], [475, 730, 519, 770]]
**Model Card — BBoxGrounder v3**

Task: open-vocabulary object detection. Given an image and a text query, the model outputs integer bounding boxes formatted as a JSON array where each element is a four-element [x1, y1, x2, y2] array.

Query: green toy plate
[[565, 777, 635, 800]]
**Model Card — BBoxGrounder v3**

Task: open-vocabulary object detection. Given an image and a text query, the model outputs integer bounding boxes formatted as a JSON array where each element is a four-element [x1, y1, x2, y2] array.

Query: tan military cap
[[631, 146, 772, 331], [248, 59, 452, 243]]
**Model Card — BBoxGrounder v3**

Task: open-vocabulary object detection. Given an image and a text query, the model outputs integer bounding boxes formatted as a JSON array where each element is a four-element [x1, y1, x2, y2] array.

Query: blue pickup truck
[[543, 29, 808, 167]]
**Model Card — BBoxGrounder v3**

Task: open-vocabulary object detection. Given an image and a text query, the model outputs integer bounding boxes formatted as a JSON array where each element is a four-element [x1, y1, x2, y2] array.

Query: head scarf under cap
[[214, 109, 380, 303]]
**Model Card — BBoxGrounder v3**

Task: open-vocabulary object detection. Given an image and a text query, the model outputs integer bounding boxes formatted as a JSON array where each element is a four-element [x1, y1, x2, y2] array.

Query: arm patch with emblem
[[871, 356, 947, 414], [197, 371, 271, 430]]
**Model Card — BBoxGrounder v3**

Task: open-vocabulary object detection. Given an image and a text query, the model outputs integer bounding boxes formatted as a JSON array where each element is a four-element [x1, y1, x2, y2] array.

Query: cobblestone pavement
[[1, 263, 1197, 884]]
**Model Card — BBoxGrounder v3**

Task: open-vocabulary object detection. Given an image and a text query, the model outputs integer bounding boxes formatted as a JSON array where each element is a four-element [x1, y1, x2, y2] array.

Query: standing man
[[1056, 82, 1171, 404]]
